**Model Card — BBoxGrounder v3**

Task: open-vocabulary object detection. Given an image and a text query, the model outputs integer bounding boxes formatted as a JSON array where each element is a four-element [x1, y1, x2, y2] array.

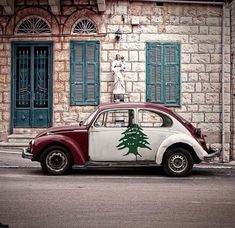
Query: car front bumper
[[204, 147, 221, 161], [22, 148, 33, 160]]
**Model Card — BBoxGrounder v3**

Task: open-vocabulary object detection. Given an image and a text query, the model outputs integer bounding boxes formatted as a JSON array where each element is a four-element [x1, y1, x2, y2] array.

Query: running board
[[73, 161, 157, 169]]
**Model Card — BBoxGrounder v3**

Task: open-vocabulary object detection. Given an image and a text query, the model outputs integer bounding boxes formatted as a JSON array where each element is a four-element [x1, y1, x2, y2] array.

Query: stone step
[[8, 134, 36, 143], [0, 142, 28, 150], [13, 128, 45, 134]]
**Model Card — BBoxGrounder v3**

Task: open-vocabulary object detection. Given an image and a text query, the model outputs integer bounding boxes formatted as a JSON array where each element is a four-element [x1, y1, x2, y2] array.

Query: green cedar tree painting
[[116, 124, 152, 158]]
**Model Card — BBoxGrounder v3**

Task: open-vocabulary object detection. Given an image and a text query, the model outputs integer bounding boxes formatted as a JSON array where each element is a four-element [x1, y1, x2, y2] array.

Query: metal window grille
[[16, 16, 51, 34], [72, 18, 97, 34]]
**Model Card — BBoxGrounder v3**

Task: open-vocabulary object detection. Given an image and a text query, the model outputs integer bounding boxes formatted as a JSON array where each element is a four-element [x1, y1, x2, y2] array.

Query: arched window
[[72, 18, 97, 34], [16, 16, 51, 34]]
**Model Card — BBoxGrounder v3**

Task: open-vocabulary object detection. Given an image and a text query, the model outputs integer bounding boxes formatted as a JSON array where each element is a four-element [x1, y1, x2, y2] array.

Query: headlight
[[31, 139, 35, 145]]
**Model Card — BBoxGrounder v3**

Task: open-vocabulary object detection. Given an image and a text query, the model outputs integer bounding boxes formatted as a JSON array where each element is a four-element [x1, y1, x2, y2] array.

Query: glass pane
[[16, 47, 31, 107], [34, 47, 48, 107]]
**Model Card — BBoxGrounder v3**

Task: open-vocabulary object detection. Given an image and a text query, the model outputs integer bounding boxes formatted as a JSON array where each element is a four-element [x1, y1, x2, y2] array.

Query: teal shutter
[[164, 45, 180, 105], [70, 41, 99, 105], [146, 42, 180, 106]]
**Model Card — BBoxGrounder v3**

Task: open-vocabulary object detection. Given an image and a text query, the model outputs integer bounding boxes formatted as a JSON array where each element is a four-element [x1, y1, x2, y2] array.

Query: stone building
[[0, 0, 234, 162]]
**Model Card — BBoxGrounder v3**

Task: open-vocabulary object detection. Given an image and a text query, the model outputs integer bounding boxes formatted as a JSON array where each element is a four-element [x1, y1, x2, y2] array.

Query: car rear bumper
[[204, 147, 221, 161], [22, 148, 33, 160]]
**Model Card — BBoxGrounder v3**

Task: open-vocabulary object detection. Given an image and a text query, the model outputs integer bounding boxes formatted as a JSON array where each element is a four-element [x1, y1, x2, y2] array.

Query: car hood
[[35, 125, 88, 138]]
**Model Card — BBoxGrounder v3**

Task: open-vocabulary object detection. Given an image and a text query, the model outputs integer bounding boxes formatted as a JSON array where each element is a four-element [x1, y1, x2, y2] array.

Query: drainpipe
[[132, 0, 226, 161], [221, 3, 226, 162]]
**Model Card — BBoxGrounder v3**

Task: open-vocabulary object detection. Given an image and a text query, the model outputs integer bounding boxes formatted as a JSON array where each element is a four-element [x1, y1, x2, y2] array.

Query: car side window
[[138, 109, 172, 128], [94, 109, 134, 128]]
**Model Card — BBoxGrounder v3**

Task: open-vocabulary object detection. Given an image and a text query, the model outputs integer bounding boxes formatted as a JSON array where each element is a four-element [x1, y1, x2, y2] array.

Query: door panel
[[89, 109, 136, 161], [13, 43, 51, 128]]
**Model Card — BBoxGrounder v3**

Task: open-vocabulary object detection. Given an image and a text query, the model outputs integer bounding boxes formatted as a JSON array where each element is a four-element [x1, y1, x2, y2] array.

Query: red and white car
[[22, 102, 219, 177]]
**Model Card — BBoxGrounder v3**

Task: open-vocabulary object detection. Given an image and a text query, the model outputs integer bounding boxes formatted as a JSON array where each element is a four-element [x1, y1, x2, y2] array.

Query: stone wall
[[0, 1, 232, 161], [0, 37, 10, 141], [231, 0, 235, 160]]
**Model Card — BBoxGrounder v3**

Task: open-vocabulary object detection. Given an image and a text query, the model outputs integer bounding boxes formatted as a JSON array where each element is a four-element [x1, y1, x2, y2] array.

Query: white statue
[[112, 54, 126, 98]]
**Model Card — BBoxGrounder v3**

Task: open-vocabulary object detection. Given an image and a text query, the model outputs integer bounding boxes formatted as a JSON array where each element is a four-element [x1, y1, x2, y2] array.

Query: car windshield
[[82, 109, 99, 126]]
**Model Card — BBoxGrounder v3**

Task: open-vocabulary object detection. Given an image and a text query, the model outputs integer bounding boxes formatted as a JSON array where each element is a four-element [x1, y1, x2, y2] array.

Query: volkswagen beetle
[[22, 102, 219, 177]]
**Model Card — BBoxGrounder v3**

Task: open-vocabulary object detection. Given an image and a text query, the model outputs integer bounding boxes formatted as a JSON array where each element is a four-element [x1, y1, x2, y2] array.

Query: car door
[[136, 108, 174, 161], [89, 109, 137, 161]]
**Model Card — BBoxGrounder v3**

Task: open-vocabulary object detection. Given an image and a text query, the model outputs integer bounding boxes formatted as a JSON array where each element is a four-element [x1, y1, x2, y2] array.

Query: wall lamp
[[115, 29, 122, 41]]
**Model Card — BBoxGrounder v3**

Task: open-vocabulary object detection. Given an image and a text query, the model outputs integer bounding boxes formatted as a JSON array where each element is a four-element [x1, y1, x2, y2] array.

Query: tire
[[40, 145, 72, 175], [163, 147, 193, 177]]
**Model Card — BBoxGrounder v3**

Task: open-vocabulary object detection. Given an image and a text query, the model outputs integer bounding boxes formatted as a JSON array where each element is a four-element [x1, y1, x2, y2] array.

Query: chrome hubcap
[[46, 151, 68, 172], [168, 153, 188, 173]]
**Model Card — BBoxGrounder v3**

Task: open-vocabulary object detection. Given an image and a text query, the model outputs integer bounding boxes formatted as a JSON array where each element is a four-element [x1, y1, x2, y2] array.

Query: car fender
[[32, 134, 86, 165], [155, 133, 208, 165]]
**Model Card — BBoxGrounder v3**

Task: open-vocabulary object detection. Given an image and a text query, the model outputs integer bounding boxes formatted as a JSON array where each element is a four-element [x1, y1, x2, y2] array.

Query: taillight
[[195, 128, 202, 138]]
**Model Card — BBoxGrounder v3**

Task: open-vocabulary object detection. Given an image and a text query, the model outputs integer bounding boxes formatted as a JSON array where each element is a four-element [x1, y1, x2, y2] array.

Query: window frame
[[137, 108, 173, 128], [70, 41, 100, 106], [146, 42, 181, 106], [93, 109, 136, 128]]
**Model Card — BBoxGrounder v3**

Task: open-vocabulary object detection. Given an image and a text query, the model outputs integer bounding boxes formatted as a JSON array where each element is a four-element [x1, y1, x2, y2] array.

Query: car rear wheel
[[41, 146, 72, 175], [163, 147, 193, 177]]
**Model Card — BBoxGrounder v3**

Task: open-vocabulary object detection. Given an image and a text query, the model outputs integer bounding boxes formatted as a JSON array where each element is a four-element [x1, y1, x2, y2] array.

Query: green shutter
[[146, 42, 180, 106], [70, 41, 99, 105], [164, 45, 180, 104]]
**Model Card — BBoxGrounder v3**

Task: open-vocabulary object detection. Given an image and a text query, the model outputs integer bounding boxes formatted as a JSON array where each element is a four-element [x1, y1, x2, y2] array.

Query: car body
[[22, 102, 220, 176]]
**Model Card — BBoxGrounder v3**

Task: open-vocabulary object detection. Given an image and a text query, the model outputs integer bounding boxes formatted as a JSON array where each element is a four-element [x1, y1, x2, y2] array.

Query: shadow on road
[[11, 165, 233, 178]]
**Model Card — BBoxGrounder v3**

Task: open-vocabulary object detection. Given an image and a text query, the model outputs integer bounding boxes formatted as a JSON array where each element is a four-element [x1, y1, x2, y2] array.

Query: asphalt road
[[0, 151, 235, 228]]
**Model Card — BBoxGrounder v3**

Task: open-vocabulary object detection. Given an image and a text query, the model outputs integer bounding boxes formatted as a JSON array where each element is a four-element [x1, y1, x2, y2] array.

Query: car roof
[[98, 102, 174, 115]]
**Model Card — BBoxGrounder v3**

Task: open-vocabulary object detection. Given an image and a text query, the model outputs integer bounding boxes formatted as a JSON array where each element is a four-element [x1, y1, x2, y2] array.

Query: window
[[70, 41, 99, 105], [146, 42, 180, 106], [16, 16, 51, 34], [72, 18, 97, 34], [94, 109, 134, 128], [138, 109, 172, 128]]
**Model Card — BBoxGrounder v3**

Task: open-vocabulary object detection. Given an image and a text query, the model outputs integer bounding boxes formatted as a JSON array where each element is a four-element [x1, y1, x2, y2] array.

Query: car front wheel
[[41, 146, 72, 175], [163, 147, 193, 177]]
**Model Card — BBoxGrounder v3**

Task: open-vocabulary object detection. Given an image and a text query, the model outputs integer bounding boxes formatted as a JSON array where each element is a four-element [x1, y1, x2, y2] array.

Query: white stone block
[[127, 34, 140, 42], [129, 50, 138, 61], [206, 93, 220, 104], [182, 93, 192, 104], [151, 16, 163, 24], [193, 17, 206, 25], [181, 64, 205, 73], [138, 51, 145, 62], [181, 44, 198, 53], [206, 17, 220, 26], [188, 73, 198, 82], [191, 54, 210, 63], [210, 54, 221, 63], [133, 82, 145, 92], [166, 25, 198, 34], [190, 35, 221, 44], [181, 54, 190, 63], [195, 83, 202, 92], [199, 44, 215, 53], [182, 83, 195, 92], [180, 17, 193, 25], [199, 26, 209, 35], [186, 105, 198, 112], [192, 113, 204, 122], [199, 105, 213, 112], [209, 26, 222, 35], [199, 73, 210, 82], [202, 83, 220, 93], [205, 113, 220, 122], [192, 93, 205, 104], [206, 64, 222, 73], [132, 62, 145, 72]]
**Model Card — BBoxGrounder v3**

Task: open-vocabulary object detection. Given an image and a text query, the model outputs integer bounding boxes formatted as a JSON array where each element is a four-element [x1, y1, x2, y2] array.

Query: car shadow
[[23, 166, 227, 178]]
